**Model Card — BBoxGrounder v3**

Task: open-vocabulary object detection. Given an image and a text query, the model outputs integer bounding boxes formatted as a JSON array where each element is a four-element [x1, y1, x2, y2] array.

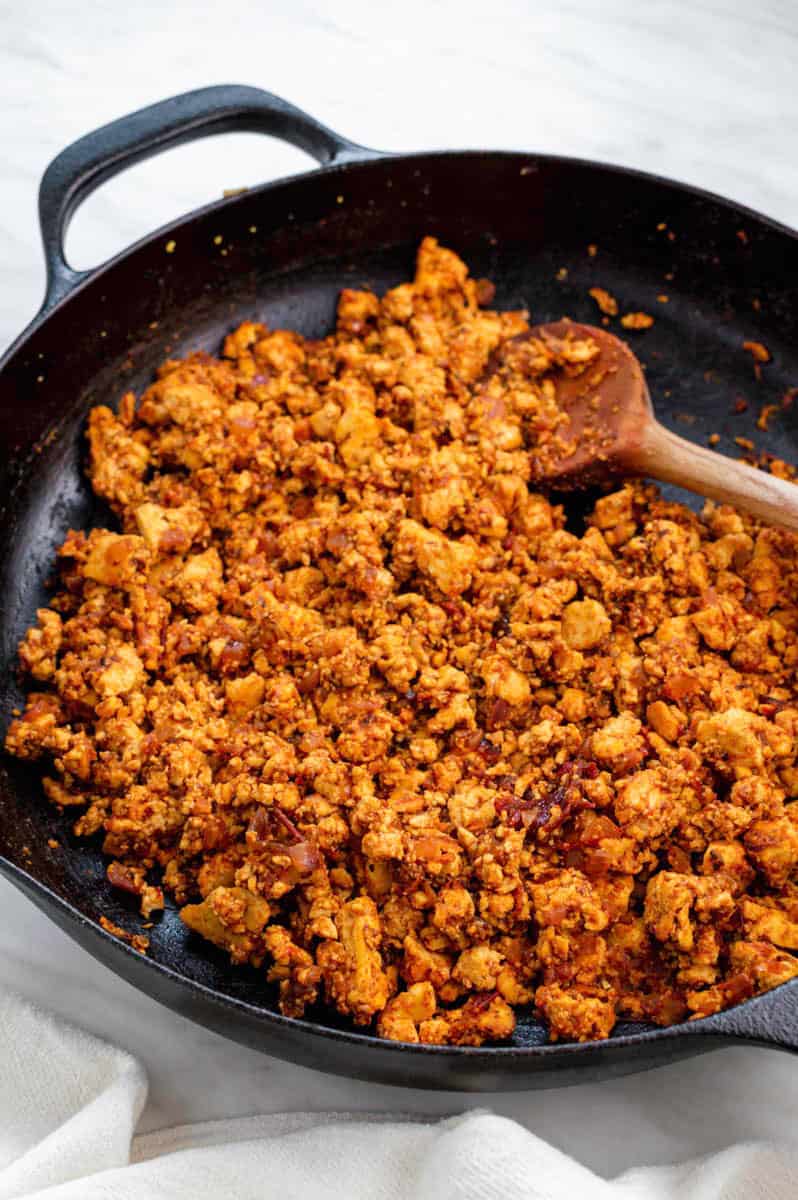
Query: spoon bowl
[[513, 319, 798, 531]]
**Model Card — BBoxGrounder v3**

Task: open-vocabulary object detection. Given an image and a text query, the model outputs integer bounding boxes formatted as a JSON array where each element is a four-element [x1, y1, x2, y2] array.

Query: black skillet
[[1, 84, 797, 1091]]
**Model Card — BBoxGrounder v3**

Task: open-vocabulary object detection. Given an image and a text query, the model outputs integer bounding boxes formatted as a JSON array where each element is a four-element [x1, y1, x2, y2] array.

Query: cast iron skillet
[[1, 84, 797, 1091]]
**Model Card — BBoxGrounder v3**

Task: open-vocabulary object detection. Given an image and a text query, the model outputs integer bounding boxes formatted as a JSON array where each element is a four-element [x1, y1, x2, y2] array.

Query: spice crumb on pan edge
[[99, 916, 150, 954], [6, 237, 798, 1047]]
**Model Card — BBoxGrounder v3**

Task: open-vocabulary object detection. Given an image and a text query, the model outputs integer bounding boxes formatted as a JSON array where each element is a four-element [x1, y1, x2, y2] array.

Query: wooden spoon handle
[[631, 420, 798, 532]]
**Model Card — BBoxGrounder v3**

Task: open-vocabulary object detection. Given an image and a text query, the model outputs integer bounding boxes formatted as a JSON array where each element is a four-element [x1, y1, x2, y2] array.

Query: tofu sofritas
[[7, 239, 798, 1046]]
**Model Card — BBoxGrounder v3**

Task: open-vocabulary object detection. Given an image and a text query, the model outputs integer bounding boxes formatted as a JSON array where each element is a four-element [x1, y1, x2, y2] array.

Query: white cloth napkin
[[1, 988, 796, 1200]]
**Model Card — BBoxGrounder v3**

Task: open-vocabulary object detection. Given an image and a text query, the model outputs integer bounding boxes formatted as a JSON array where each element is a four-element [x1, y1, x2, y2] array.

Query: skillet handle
[[38, 83, 379, 310]]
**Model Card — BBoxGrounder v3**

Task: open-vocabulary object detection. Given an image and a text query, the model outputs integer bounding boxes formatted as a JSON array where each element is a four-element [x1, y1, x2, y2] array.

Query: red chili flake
[[495, 791, 534, 830], [499, 759, 598, 833], [107, 862, 141, 896], [733, 397, 748, 414], [464, 990, 499, 1015], [478, 737, 502, 764], [248, 806, 271, 843], [272, 807, 303, 842], [247, 807, 319, 874], [292, 496, 314, 519], [485, 698, 511, 731]]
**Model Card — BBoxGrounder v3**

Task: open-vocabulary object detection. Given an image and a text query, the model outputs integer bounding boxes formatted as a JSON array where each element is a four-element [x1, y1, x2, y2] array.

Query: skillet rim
[[2, 142, 798, 1070], [4, 144, 798, 363]]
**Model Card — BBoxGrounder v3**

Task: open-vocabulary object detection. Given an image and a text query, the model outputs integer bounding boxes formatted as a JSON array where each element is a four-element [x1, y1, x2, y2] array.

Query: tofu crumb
[[757, 404, 779, 432], [99, 916, 149, 954], [620, 312, 654, 330], [743, 340, 771, 364], [589, 287, 618, 316]]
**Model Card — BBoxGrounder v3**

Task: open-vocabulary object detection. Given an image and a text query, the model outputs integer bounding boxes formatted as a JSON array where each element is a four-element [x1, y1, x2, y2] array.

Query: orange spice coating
[[6, 238, 798, 1046]]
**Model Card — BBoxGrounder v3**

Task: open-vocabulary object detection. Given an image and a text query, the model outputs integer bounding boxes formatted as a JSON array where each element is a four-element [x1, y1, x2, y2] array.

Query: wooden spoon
[[516, 319, 798, 531]]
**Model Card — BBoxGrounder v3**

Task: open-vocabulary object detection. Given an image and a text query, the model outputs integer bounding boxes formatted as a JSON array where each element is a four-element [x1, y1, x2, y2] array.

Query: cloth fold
[[0, 988, 795, 1199]]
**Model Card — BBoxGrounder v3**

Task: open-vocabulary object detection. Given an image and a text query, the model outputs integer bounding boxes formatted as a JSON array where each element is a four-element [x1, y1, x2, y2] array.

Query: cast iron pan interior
[[0, 86, 797, 1089]]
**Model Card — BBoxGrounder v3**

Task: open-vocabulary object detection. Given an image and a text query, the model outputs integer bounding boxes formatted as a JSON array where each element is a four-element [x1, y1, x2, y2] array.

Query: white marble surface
[[2, 0, 798, 1178]]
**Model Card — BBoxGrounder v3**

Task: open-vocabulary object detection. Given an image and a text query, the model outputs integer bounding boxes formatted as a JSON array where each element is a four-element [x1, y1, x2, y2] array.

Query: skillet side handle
[[695, 981, 798, 1054], [38, 83, 381, 309]]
